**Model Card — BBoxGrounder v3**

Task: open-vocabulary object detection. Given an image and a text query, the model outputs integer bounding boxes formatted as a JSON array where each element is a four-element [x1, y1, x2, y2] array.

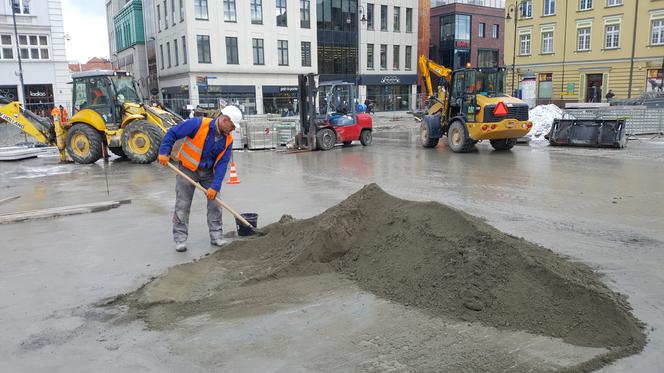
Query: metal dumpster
[[547, 119, 627, 148]]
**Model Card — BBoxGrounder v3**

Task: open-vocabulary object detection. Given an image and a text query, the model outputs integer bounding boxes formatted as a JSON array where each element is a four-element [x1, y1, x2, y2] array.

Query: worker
[[91, 88, 106, 105], [50, 105, 61, 121], [58, 105, 68, 124], [157, 106, 242, 252]]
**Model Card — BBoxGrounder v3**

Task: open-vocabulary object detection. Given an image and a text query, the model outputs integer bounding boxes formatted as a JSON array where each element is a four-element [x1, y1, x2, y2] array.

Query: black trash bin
[[236, 213, 258, 236]]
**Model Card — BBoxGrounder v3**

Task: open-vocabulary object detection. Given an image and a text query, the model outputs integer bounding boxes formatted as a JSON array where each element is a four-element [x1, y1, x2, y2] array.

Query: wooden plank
[[0, 195, 20, 206], [0, 199, 131, 224]]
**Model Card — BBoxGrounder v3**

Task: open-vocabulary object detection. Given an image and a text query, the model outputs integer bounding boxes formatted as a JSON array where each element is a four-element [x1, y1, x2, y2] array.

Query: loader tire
[[490, 138, 517, 151], [122, 120, 163, 164], [420, 121, 439, 148], [109, 146, 127, 158], [65, 123, 103, 164], [316, 128, 336, 151], [446, 120, 475, 153]]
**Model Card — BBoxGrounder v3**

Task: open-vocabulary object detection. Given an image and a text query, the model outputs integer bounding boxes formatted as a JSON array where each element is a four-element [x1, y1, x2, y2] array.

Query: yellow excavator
[[418, 55, 532, 152], [0, 70, 182, 164]]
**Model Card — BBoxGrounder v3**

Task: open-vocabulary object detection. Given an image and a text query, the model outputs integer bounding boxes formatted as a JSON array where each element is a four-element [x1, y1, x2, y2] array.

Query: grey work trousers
[[173, 162, 223, 244]]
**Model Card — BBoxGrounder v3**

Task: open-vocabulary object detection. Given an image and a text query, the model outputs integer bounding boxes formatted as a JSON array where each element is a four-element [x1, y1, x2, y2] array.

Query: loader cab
[[449, 67, 507, 122], [72, 70, 140, 128]]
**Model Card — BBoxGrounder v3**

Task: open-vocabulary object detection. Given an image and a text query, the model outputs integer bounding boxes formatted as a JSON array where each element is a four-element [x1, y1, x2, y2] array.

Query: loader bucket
[[547, 119, 627, 148]]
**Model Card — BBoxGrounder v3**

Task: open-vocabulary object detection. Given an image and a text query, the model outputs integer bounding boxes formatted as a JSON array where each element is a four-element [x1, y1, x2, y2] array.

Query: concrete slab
[[1, 138, 663, 372]]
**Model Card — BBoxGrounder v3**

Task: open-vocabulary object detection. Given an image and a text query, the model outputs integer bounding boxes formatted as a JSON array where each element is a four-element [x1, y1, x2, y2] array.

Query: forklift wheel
[[360, 130, 372, 146], [316, 128, 336, 150]]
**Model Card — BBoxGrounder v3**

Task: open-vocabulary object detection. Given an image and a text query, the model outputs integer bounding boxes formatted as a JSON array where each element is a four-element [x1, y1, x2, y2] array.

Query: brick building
[[68, 57, 113, 72], [430, 0, 505, 69]]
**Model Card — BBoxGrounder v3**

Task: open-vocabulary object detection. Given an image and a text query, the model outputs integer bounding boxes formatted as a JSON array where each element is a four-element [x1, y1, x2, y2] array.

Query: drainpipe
[[560, 0, 568, 102], [627, 0, 640, 99]]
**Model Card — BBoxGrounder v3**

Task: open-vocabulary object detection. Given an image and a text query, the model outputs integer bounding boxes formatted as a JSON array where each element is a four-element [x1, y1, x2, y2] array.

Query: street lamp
[[505, 1, 523, 97], [356, 6, 368, 87], [11, 0, 30, 104]]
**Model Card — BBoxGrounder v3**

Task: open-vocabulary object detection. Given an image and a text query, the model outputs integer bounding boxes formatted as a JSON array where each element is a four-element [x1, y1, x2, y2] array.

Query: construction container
[[246, 122, 278, 150]]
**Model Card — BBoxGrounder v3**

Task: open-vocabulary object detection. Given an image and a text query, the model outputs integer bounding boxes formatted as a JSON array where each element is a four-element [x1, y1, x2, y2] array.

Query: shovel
[[165, 161, 263, 236]]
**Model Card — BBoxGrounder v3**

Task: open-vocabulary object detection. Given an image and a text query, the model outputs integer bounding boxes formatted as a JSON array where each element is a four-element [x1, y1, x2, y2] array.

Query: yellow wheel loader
[[0, 70, 182, 164], [418, 55, 532, 152]]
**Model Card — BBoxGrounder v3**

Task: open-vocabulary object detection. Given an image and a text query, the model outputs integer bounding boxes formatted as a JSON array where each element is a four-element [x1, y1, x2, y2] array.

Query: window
[[367, 44, 374, 69], [197, 35, 211, 63], [157, 4, 161, 31], [18, 34, 49, 60], [381, 5, 388, 31], [226, 37, 238, 64], [393, 45, 400, 69], [479, 23, 485, 38], [652, 20, 664, 45], [159, 44, 164, 69], [195, 0, 208, 20], [406, 8, 413, 32], [11, 0, 30, 14], [521, 1, 532, 17], [174, 38, 179, 66], [164, 1, 168, 29], [301, 41, 311, 66], [492, 24, 499, 38], [544, 0, 555, 16], [1, 35, 13, 59], [579, 0, 592, 10], [542, 31, 554, 53], [278, 40, 288, 66], [166, 41, 171, 67], [171, 0, 175, 25], [300, 0, 310, 28], [519, 33, 531, 55], [577, 27, 591, 50], [367, 3, 374, 30], [224, 0, 237, 22], [607, 0, 622, 6], [380, 44, 387, 69], [394, 7, 400, 32], [252, 38, 264, 65], [477, 49, 499, 67], [251, 0, 263, 24], [405, 45, 412, 70], [182, 36, 187, 64], [180, 0, 184, 22], [277, 0, 287, 27], [605, 24, 620, 49]]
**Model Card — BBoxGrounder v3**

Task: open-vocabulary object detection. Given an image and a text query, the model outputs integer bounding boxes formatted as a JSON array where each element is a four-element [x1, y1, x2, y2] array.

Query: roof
[[71, 70, 129, 79]]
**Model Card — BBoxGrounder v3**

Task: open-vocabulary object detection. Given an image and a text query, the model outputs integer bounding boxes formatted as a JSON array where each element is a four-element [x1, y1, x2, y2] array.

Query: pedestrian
[[157, 105, 243, 252], [286, 101, 295, 116], [605, 89, 615, 103]]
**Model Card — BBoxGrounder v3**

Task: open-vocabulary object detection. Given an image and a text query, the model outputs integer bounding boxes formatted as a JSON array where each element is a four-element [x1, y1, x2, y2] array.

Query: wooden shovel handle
[[166, 162, 254, 229]]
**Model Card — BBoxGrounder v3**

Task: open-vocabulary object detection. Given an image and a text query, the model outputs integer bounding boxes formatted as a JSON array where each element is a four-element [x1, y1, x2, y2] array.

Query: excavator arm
[[418, 55, 453, 98], [0, 99, 55, 145]]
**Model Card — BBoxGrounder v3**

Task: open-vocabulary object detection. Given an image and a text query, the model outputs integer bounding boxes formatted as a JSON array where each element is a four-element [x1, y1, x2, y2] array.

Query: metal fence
[[562, 106, 664, 135]]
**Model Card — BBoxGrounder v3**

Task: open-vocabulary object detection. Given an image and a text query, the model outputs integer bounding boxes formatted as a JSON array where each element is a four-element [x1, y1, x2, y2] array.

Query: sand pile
[[113, 184, 644, 368]]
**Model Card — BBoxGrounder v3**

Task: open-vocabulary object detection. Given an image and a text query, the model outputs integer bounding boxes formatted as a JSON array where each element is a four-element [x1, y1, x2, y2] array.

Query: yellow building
[[504, 0, 664, 104]]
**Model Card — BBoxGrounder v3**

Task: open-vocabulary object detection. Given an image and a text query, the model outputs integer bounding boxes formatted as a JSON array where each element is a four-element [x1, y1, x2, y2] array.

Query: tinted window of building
[[226, 37, 238, 64], [316, 0, 358, 80], [224, 0, 236, 22], [477, 49, 498, 67], [380, 44, 387, 69], [277, 0, 287, 27], [405, 45, 412, 70], [197, 35, 211, 63], [479, 23, 485, 38], [367, 3, 374, 30], [367, 43, 374, 69], [278, 40, 289, 65], [194, 0, 208, 20], [300, 0, 311, 28], [253, 38, 264, 65], [301, 41, 311, 66], [456, 15, 470, 41], [394, 6, 400, 32], [381, 5, 388, 31], [251, 0, 263, 24], [406, 8, 412, 32]]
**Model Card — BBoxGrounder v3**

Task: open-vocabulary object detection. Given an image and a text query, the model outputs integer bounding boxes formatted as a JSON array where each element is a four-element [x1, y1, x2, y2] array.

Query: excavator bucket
[[547, 119, 627, 148]]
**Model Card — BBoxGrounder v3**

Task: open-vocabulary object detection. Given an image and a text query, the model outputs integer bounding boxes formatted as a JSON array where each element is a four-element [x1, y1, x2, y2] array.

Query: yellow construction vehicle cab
[[418, 55, 532, 152], [0, 70, 182, 164]]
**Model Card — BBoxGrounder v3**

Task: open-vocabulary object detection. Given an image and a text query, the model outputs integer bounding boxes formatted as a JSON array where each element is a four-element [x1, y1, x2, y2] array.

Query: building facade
[[0, 0, 70, 113], [150, 0, 317, 115], [356, 0, 419, 111], [430, 0, 505, 70], [505, 0, 664, 104], [106, 0, 150, 99]]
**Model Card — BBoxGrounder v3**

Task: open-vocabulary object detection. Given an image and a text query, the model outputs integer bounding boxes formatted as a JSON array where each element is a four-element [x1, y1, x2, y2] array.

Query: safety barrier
[[562, 106, 664, 135]]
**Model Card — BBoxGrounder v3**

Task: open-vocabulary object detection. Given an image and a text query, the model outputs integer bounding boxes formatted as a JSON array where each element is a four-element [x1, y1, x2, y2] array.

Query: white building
[[152, 0, 317, 115], [358, 0, 418, 111], [0, 0, 70, 114]]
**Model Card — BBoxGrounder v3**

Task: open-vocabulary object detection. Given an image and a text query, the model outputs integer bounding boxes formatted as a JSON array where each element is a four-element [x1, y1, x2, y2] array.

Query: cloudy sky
[[62, 0, 109, 62]]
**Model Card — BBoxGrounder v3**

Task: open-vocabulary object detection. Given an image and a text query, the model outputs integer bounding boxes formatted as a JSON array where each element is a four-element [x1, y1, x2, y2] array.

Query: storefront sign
[[455, 41, 470, 48], [29, 90, 47, 97], [196, 76, 207, 88], [380, 76, 401, 85], [280, 87, 298, 92]]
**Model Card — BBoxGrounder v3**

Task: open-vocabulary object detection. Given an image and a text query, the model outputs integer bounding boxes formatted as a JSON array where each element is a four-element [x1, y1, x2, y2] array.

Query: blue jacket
[[158, 117, 233, 191]]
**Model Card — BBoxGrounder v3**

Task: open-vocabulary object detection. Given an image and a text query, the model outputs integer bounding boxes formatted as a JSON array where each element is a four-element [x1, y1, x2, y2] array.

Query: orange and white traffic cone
[[227, 161, 241, 184]]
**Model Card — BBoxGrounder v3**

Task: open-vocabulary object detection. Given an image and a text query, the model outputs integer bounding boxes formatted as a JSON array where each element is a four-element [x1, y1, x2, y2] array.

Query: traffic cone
[[227, 162, 241, 184]]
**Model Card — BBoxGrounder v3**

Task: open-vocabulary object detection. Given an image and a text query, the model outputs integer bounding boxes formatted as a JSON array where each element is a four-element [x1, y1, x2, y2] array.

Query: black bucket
[[236, 213, 258, 236]]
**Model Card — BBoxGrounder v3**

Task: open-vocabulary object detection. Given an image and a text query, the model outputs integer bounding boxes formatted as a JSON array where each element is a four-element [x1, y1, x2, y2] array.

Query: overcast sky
[[62, 0, 109, 62]]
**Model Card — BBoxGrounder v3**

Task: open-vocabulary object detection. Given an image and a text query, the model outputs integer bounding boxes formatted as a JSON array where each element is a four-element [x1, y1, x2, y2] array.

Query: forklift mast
[[295, 73, 318, 150]]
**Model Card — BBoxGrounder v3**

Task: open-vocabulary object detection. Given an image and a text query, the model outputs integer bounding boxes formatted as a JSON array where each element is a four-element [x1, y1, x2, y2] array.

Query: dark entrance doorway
[[585, 74, 603, 103]]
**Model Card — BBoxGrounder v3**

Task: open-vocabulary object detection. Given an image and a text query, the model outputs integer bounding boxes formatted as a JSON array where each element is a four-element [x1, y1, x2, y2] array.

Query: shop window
[[538, 73, 553, 98], [646, 69, 663, 92], [366, 85, 411, 112]]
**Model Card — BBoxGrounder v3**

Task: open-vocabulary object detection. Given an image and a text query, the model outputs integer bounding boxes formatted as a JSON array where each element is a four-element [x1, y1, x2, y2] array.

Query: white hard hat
[[220, 105, 243, 128]]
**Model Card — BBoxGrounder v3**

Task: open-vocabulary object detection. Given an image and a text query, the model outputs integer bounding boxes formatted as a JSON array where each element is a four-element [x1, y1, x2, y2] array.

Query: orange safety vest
[[61, 107, 68, 123], [50, 106, 61, 118], [178, 117, 233, 171]]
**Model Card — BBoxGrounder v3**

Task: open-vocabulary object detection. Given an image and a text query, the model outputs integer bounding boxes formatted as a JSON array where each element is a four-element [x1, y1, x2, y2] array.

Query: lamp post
[[356, 6, 368, 88], [505, 1, 523, 97], [11, 0, 29, 104]]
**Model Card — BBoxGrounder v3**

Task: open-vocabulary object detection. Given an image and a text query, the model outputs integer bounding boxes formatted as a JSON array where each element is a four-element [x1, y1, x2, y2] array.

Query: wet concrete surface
[[0, 138, 663, 372]]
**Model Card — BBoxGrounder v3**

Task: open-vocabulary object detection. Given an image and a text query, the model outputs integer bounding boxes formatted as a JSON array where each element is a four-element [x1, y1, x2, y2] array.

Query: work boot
[[210, 238, 229, 247], [175, 242, 187, 252]]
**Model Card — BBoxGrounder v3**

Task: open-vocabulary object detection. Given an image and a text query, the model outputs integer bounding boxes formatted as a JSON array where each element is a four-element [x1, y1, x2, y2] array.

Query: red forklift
[[294, 73, 373, 151]]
